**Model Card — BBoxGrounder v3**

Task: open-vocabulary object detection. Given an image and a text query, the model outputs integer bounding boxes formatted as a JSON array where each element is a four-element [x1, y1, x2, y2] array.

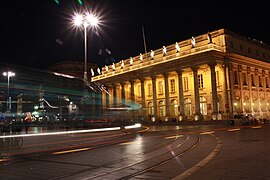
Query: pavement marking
[[227, 128, 241, 132], [164, 135, 183, 140], [52, 147, 91, 155], [251, 126, 262, 129], [172, 134, 222, 180], [120, 142, 135, 145], [199, 131, 215, 135], [137, 126, 149, 133]]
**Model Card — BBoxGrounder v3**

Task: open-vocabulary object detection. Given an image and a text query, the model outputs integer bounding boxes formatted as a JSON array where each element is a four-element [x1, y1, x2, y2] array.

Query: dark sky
[[1, 0, 270, 70]]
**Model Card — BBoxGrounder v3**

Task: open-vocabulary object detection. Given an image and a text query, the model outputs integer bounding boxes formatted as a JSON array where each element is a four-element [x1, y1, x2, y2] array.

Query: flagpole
[[142, 25, 148, 58]]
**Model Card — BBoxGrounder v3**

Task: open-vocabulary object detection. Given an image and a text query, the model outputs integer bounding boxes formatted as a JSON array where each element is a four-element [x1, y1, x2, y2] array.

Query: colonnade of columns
[[102, 63, 225, 121]]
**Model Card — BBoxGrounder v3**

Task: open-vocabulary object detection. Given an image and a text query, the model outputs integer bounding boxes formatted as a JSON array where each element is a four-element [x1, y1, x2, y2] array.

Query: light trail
[[52, 147, 91, 155], [0, 123, 142, 139]]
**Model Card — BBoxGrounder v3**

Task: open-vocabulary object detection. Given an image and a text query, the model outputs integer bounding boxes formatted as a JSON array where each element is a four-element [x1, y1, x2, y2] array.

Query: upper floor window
[[259, 76, 263, 87], [251, 74, 256, 86], [248, 47, 251, 54], [243, 73, 247, 86], [198, 74, 204, 88], [240, 44, 243, 51], [233, 71, 238, 84], [158, 81, 164, 94], [230, 41, 234, 48], [170, 79, 176, 92], [183, 77, 189, 91]]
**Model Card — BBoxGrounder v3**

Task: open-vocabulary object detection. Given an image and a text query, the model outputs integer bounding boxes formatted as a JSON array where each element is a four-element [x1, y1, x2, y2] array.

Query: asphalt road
[[0, 124, 269, 180]]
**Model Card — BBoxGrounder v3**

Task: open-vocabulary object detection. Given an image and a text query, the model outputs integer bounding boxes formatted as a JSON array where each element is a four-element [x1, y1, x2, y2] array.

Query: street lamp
[[73, 12, 99, 83], [3, 71, 15, 113]]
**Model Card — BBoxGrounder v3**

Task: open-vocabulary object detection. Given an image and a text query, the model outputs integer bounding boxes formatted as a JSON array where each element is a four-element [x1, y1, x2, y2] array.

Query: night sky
[[1, 0, 270, 70]]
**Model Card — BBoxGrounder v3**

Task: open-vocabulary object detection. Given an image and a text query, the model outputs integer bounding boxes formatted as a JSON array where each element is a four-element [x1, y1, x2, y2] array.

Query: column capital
[[176, 69, 183, 75], [208, 62, 217, 68], [191, 66, 198, 72], [162, 72, 170, 78]]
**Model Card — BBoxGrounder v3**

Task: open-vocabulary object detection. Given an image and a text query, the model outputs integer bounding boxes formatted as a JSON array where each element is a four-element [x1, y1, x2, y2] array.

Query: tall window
[[170, 79, 175, 92], [184, 98, 192, 115], [233, 71, 238, 84], [198, 74, 203, 88], [158, 81, 164, 94], [200, 96, 207, 115], [170, 100, 179, 117], [266, 77, 269, 88], [215, 71, 220, 86], [183, 77, 188, 91], [251, 74, 255, 86], [243, 73, 247, 86], [259, 76, 262, 87], [147, 83, 152, 96], [159, 101, 166, 117]]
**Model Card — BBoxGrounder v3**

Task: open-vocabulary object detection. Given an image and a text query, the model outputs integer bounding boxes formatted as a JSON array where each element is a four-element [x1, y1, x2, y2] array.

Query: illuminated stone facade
[[92, 29, 270, 121]]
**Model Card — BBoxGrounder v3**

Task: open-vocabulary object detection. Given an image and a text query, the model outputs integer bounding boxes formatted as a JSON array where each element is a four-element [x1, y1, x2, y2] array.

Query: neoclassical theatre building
[[91, 28, 270, 121]]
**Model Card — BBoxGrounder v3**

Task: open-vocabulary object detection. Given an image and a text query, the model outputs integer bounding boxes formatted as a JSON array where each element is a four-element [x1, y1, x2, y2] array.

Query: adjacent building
[[91, 28, 270, 121]]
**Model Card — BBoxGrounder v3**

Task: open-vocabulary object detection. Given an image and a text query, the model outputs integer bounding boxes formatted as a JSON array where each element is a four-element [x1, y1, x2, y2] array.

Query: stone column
[[130, 80, 135, 102], [113, 84, 117, 107], [140, 78, 146, 108], [225, 60, 234, 118], [177, 70, 186, 121], [209, 63, 219, 120], [192, 66, 202, 120], [121, 83, 126, 106], [163, 73, 170, 119], [151, 76, 157, 117], [106, 86, 110, 108]]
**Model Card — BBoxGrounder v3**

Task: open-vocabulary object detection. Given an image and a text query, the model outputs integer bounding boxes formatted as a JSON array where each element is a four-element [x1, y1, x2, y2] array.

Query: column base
[[194, 114, 203, 121], [179, 114, 187, 121]]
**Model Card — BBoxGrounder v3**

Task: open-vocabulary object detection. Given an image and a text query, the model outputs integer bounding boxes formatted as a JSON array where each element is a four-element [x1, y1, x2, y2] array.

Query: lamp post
[[73, 12, 99, 83], [3, 71, 15, 113]]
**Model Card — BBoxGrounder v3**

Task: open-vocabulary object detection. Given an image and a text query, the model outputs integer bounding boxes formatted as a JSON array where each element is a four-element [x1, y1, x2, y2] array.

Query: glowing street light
[[3, 71, 15, 112], [73, 12, 99, 82]]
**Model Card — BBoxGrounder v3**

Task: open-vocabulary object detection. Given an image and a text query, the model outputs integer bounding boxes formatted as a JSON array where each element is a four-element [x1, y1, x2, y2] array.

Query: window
[[184, 98, 192, 115], [266, 77, 269, 88], [158, 81, 164, 94], [170, 79, 176, 93], [259, 76, 262, 87], [248, 47, 251, 54], [233, 71, 238, 84], [243, 73, 247, 86], [147, 83, 152, 96], [158, 101, 166, 117], [198, 74, 203, 88], [216, 71, 220, 86], [230, 41, 234, 48], [183, 77, 188, 91], [200, 96, 207, 115], [170, 100, 179, 117], [251, 74, 255, 86]]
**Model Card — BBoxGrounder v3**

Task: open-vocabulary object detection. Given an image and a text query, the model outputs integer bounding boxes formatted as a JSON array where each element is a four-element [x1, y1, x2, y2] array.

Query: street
[[0, 124, 269, 179]]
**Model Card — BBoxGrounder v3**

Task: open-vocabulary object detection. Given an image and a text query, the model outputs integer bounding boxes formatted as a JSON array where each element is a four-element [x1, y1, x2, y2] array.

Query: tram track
[[46, 133, 201, 180]]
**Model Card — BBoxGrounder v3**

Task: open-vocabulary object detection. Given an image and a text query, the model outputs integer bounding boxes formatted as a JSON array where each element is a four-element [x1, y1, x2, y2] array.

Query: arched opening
[[158, 100, 166, 117], [170, 99, 179, 118], [200, 96, 207, 115], [184, 98, 192, 116], [148, 102, 154, 116]]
